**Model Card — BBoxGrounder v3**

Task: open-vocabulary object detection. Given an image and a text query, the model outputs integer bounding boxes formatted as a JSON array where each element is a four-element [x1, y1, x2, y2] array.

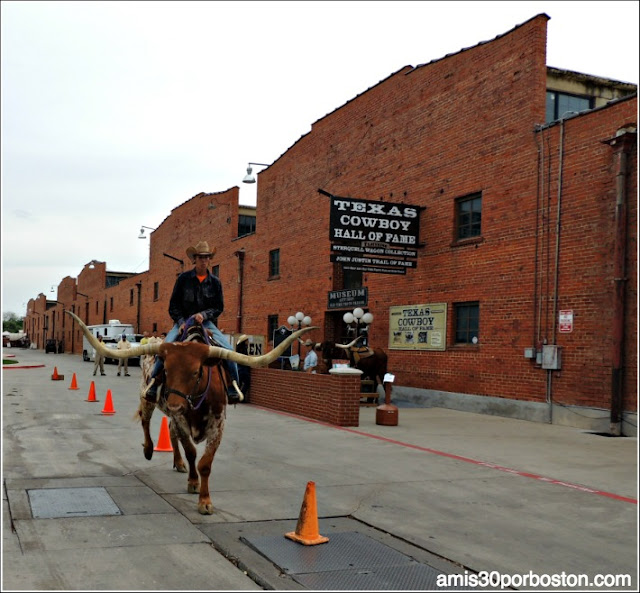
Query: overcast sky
[[2, 0, 638, 318]]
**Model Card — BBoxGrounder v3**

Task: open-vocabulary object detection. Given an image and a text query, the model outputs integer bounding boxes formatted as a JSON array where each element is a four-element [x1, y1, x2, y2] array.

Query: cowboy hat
[[186, 241, 216, 262], [303, 339, 315, 347]]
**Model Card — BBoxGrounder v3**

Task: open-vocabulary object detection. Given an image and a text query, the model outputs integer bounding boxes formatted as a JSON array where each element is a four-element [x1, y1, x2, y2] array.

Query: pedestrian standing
[[117, 334, 131, 376], [92, 335, 106, 376]]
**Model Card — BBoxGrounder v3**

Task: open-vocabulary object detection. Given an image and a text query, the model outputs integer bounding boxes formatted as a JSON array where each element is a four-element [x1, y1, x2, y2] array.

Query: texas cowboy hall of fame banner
[[324, 190, 422, 275], [388, 303, 447, 351]]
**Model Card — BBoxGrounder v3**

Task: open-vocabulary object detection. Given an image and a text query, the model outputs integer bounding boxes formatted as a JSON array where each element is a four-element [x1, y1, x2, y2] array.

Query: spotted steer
[[67, 310, 315, 515]]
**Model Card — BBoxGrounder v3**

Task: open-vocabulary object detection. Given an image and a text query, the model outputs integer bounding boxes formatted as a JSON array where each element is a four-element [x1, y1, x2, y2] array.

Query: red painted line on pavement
[[3, 364, 46, 369], [250, 404, 637, 505]]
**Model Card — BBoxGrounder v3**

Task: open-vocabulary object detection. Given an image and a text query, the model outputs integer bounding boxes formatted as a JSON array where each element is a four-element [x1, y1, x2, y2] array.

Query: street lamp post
[[343, 308, 374, 346], [287, 311, 312, 360]]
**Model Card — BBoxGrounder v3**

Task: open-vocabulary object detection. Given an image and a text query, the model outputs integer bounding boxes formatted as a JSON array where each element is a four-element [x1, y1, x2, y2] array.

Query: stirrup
[[143, 379, 158, 402], [227, 380, 244, 403]]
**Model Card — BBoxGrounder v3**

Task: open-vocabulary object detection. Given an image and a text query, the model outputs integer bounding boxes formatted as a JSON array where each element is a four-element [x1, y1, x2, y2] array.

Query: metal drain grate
[[28, 487, 122, 519], [294, 563, 461, 590], [244, 531, 416, 574], [243, 531, 469, 590]]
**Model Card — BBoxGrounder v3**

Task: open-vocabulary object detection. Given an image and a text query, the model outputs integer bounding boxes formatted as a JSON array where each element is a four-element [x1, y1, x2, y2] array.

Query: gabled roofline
[[408, 13, 550, 75], [272, 14, 551, 167]]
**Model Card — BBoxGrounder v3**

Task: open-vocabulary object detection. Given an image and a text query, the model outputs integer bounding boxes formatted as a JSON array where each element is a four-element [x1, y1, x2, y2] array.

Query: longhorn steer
[[67, 310, 315, 515], [318, 341, 345, 373], [334, 337, 388, 387]]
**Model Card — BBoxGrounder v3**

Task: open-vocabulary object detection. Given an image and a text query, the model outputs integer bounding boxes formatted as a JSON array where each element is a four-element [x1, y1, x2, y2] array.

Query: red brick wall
[[531, 105, 638, 411], [141, 188, 246, 335], [29, 15, 637, 419], [249, 368, 362, 426]]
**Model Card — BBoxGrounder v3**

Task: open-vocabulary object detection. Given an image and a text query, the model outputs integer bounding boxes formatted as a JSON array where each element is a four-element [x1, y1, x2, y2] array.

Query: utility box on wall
[[542, 345, 562, 370]]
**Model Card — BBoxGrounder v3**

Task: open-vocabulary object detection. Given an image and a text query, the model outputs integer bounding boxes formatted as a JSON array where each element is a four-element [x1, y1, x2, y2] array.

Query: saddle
[[180, 317, 227, 349], [145, 317, 231, 403], [349, 345, 374, 364]]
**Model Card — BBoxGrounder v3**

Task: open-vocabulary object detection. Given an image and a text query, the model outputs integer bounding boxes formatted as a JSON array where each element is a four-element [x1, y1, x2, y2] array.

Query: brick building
[[26, 15, 637, 434]]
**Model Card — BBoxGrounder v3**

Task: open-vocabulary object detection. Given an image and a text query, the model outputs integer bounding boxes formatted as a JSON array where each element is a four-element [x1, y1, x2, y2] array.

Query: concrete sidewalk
[[2, 347, 638, 590]]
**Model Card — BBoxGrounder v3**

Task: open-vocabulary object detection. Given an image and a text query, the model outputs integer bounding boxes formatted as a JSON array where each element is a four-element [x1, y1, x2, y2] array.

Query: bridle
[[162, 317, 224, 410], [163, 363, 222, 410]]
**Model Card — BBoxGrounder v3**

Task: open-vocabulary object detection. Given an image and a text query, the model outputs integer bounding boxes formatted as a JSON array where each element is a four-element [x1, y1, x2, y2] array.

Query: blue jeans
[[150, 321, 240, 388]]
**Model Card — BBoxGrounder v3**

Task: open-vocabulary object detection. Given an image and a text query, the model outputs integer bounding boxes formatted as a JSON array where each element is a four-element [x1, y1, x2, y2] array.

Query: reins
[[164, 362, 218, 410], [162, 317, 226, 410]]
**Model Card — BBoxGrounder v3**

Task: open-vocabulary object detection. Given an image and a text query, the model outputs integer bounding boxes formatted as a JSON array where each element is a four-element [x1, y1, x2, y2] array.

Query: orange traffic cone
[[285, 481, 329, 545], [51, 366, 64, 381], [101, 389, 115, 415], [68, 373, 79, 390], [86, 381, 99, 402], [154, 416, 173, 452]]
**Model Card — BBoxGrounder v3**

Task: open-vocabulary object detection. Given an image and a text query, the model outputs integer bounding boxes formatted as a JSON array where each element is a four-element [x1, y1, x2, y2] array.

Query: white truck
[[81, 320, 137, 364]]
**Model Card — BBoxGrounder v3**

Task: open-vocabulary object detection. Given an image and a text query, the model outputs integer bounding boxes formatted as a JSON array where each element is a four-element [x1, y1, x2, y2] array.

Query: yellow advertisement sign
[[388, 303, 447, 351]]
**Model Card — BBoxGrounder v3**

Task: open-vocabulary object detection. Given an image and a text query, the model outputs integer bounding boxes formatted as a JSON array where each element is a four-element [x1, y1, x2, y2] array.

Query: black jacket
[[168, 268, 224, 327]]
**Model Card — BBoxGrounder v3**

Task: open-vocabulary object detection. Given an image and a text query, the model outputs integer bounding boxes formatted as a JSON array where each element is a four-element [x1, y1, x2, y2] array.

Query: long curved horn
[[335, 337, 359, 349], [208, 326, 318, 368], [65, 311, 161, 358]]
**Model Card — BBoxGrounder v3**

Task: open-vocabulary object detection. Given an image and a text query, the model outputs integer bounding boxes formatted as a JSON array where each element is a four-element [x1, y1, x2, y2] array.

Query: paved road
[[2, 348, 637, 590]]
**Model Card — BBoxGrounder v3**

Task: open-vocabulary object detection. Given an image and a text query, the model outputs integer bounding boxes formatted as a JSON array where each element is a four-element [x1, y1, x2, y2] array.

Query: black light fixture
[[242, 162, 270, 184]]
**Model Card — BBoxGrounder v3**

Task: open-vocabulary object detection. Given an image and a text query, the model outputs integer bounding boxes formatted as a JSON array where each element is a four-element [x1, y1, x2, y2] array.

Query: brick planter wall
[[248, 368, 362, 426]]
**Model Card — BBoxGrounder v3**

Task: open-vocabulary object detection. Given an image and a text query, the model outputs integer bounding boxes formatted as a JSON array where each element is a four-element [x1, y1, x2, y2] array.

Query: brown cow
[[334, 337, 388, 387], [67, 310, 315, 515]]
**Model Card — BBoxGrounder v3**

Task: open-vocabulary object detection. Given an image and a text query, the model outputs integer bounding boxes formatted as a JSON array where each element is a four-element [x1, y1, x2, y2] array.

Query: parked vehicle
[[99, 337, 119, 365], [45, 339, 57, 354], [82, 320, 135, 363], [104, 334, 145, 366]]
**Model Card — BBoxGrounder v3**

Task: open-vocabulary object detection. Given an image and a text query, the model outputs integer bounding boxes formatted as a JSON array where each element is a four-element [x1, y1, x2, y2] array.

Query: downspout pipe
[[551, 113, 577, 347], [71, 305, 75, 354], [546, 112, 580, 423], [136, 282, 142, 333], [234, 250, 245, 334], [604, 127, 636, 436], [533, 125, 544, 350], [546, 115, 568, 422]]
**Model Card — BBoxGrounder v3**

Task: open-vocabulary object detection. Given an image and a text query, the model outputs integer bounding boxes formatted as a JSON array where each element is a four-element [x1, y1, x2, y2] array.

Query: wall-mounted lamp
[[208, 197, 228, 211], [139, 225, 156, 239], [50, 285, 56, 293], [76, 291, 89, 298], [207, 198, 232, 224], [242, 162, 270, 184]]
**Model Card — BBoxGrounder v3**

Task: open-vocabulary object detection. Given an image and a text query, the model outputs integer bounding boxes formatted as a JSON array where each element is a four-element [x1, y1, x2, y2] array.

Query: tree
[[3, 312, 23, 333]]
